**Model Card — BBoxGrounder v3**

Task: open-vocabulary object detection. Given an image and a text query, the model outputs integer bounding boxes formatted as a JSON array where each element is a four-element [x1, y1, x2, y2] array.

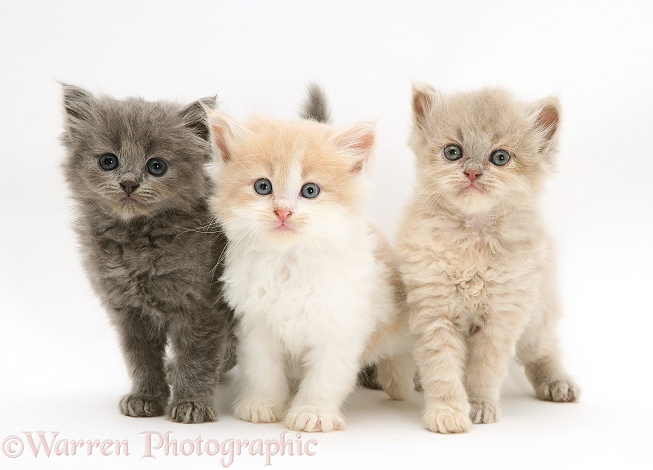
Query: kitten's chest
[[224, 245, 373, 343], [85, 219, 210, 310], [438, 225, 540, 299]]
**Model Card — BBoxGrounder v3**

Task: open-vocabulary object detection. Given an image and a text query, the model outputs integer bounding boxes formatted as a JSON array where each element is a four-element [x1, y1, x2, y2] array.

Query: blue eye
[[254, 178, 273, 195], [300, 183, 320, 199], [98, 153, 119, 171], [489, 149, 511, 166], [146, 158, 168, 176], [443, 144, 463, 161]]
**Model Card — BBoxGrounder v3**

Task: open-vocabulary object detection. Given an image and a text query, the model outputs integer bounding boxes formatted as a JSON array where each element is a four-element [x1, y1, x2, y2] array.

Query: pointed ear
[[61, 83, 94, 122], [332, 121, 376, 174], [206, 110, 249, 163], [529, 96, 561, 152], [180, 96, 217, 141], [411, 82, 438, 127]]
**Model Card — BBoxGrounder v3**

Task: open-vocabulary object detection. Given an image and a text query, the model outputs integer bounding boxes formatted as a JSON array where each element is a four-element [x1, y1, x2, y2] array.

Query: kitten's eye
[[489, 149, 511, 166], [146, 158, 168, 176], [98, 153, 119, 171], [300, 183, 320, 199], [443, 144, 463, 161], [254, 178, 273, 195]]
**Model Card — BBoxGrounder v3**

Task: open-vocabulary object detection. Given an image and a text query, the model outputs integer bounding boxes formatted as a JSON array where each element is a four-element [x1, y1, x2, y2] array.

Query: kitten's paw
[[469, 399, 501, 424], [285, 406, 345, 433], [423, 404, 471, 434], [234, 398, 284, 424], [536, 379, 579, 402], [119, 394, 167, 418], [169, 400, 216, 423]]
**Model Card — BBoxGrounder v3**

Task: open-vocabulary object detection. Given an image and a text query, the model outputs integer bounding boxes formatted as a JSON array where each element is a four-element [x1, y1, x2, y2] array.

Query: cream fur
[[399, 85, 578, 434], [207, 111, 414, 432]]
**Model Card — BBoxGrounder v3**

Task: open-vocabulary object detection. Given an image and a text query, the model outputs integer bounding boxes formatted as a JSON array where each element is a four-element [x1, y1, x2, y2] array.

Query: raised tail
[[300, 83, 331, 124]]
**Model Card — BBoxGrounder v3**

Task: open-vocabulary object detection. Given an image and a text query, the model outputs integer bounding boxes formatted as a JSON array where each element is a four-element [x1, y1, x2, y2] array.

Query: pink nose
[[275, 210, 292, 223], [465, 169, 482, 182]]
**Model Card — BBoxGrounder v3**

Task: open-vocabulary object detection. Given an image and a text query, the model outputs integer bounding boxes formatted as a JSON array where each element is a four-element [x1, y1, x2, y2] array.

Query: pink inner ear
[[211, 123, 231, 162], [354, 133, 375, 153], [536, 105, 559, 140], [413, 91, 429, 120]]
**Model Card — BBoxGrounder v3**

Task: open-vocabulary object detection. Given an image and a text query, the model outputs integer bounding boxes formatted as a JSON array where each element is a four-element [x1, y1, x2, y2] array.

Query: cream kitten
[[399, 84, 579, 434], [206, 89, 415, 432]]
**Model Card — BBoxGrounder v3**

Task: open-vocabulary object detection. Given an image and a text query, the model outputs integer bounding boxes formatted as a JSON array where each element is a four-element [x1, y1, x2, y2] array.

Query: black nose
[[120, 180, 139, 196]]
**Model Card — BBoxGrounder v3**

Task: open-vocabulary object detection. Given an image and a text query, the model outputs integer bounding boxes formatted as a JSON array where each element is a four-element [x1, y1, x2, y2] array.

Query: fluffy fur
[[399, 84, 578, 433], [207, 88, 414, 432], [61, 84, 235, 423]]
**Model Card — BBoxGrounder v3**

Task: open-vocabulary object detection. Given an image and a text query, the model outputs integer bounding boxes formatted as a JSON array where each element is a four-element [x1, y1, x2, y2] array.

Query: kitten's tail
[[300, 83, 331, 124]]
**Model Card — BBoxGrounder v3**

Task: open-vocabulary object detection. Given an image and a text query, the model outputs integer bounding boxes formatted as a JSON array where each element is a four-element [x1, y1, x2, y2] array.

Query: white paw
[[469, 399, 501, 424], [234, 397, 283, 423], [285, 406, 345, 432], [423, 404, 471, 433], [537, 379, 579, 402]]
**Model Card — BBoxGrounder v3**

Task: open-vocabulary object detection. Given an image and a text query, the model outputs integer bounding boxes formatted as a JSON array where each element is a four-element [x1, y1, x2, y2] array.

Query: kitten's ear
[[180, 96, 217, 141], [206, 110, 249, 163], [332, 121, 376, 174], [412, 82, 439, 127], [529, 97, 561, 153], [61, 83, 94, 122]]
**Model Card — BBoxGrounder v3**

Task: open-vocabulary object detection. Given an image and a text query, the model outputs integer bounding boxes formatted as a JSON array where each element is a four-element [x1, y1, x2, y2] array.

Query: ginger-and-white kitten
[[207, 88, 415, 432], [399, 84, 579, 434]]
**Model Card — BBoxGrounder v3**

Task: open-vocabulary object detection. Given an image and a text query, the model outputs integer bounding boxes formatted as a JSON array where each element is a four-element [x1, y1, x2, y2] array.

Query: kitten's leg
[[376, 353, 416, 401], [465, 310, 527, 425], [233, 320, 289, 423], [285, 341, 361, 432], [516, 306, 579, 402], [114, 308, 169, 417], [413, 314, 471, 433], [167, 304, 230, 423]]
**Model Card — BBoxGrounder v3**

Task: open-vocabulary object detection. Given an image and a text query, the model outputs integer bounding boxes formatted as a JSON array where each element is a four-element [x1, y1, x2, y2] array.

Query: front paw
[[423, 404, 471, 433], [169, 400, 216, 423], [536, 379, 579, 402], [469, 399, 501, 424], [234, 397, 284, 424], [119, 393, 167, 417], [285, 406, 345, 432]]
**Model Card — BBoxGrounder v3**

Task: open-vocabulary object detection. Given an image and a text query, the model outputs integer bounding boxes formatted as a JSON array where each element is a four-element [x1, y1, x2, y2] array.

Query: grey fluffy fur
[[300, 83, 331, 123], [61, 84, 235, 423]]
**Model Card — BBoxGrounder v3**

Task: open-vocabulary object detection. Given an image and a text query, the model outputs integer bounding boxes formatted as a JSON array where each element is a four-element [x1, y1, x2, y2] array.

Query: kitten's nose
[[120, 180, 140, 196], [465, 169, 482, 182], [275, 210, 292, 223]]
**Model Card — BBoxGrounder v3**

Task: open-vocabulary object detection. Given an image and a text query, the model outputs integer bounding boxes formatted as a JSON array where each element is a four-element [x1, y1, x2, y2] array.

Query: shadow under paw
[[119, 393, 167, 418], [169, 400, 216, 423]]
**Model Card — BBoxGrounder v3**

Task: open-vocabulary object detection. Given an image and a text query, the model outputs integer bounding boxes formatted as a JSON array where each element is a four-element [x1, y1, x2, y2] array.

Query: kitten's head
[[61, 84, 215, 221], [409, 84, 560, 215], [207, 111, 375, 250]]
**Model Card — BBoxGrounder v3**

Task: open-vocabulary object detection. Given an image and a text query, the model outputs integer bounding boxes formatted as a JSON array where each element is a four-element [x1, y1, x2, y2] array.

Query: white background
[[1, 1, 652, 469]]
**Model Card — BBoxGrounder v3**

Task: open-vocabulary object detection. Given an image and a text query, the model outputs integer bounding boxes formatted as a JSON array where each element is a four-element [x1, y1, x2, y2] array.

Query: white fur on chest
[[223, 233, 382, 357]]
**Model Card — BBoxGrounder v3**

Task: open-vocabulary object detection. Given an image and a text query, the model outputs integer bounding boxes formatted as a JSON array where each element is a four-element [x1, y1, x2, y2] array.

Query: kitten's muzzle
[[120, 180, 140, 196]]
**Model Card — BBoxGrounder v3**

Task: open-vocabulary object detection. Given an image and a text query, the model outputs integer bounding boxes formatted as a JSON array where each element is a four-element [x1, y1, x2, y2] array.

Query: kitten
[[399, 84, 579, 433], [206, 86, 415, 432], [61, 84, 235, 423]]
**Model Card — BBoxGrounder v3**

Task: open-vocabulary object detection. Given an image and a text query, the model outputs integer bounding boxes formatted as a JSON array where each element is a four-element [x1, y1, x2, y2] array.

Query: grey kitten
[[60, 84, 235, 423]]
